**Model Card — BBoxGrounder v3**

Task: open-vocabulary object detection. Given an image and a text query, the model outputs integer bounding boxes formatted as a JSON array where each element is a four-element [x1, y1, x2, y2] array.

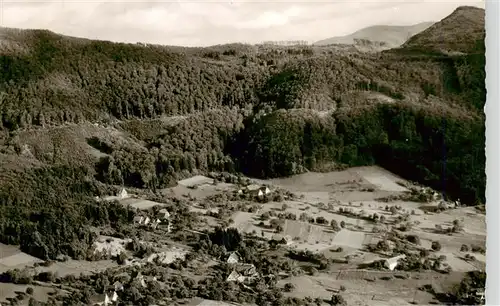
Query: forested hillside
[[0, 6, 486, 259]]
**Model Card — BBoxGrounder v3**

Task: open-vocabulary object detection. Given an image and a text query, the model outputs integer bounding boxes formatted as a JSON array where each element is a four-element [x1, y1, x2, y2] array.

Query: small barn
[[227, 251, 241, 264], [133, 216, 151, 225], [113, 281, 124, 292], [150, 219, 161, 229], [384, 254, 406, 271], [226, 270, 246, 283], [118, 188, 129, 200], [158, 208, 170, 220], [246, 184, 271, 198], [133, 216, 144, 224]]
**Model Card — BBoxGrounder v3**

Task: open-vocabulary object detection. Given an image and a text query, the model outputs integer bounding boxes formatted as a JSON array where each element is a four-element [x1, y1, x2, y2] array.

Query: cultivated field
[[0, 243, 43, 273], [0, 167, 485, 305], [213, 166, 485, 305]]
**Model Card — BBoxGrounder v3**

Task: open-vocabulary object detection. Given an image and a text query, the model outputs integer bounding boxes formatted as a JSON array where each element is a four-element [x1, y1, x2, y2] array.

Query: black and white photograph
[[0, 0, 490, 305]]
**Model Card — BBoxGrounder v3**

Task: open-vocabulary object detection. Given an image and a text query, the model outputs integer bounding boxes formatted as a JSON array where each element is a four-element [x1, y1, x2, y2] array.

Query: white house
[[432, 192, 440, 201], [227, 251, 241, 264], [104, 293, 110, 306], [133, 273, 147, 288], [476, 289, 485, 302], [384, 255, 406, 271], [281, 235, 293, 246], [133, 216, 144, 224], [158, 209, 170, 220], [256, 186, 271, 198], [90, 292, 112, 306], [150, 219, 161, 229], [117, 188, 129, 200], [113, 281, 124, 292], [111, 291, 118, 303], [133, 216, 151, 226], [260, 186, 271, 195], [226, 270, 247, 283]]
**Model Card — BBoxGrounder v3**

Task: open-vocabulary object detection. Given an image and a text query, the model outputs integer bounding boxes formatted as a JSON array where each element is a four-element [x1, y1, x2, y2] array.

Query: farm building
[[90, 290, 117, 306], [272, 234, 294, 246], [237, 263, 258, 277], [282, 235, 294, 245], [118, 188, 129, 200], [133, 216, 151, 225], [158, 208, 170, 219], [226, 270, 246, 283], [132, 272, 147, 288], [245, 184, 272, 198], [150, 218, 161, 229], [113, 281, 124, 292], [227, 251, 241, 264], [384, 254, 406, 271], [226, 265, 258, 283]]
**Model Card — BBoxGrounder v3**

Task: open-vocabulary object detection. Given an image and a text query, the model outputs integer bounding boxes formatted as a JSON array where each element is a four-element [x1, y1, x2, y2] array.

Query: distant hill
[[313, 22, 434, 48], [401, 6, 485, 54]]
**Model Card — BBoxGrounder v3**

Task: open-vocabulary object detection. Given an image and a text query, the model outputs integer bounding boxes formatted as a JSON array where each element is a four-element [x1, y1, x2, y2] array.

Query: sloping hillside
[[313, 22, 434, 48], [0, 6, 485, 205], [0, 5, 486, 262], [402, 6, 485, 54]]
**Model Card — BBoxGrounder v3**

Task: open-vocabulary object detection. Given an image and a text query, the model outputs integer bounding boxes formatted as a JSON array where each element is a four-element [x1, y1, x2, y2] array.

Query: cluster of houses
[[224, 251, 260, 284], [237, 184, 272, 199], [91, 272, 154, 305], [133, 208, 172, 231], [91, 281, 123, 306]]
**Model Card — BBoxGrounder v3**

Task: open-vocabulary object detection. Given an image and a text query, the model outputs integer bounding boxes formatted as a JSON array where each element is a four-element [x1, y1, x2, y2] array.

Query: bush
[[340, 221, 346, 228], [330, 220, 341, 231], [460, 244, 469, 252], [26, 287, 34, 295], [431, 241, 442, 251], [406, 235, 421, 245], [284, 283, 295, 292], [331, 294, 347, 306]]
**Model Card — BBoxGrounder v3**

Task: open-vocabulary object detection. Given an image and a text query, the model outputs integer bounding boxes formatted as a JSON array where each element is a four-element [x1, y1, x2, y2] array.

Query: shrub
[[406, 235, 421, 245], [331, 294, 347, 306], [331, 220, 341, 231], [431, 241, 442, 251], [26, 287, 34, 295], [284, 283, 295, 292]]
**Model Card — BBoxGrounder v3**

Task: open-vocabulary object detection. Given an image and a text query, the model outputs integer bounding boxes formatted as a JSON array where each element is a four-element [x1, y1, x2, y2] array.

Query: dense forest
[[0, 7, 486, 259]]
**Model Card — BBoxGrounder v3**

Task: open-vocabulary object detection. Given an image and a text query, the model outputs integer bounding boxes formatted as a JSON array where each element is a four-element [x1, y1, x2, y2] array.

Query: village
[[0, 167, 486, 305]]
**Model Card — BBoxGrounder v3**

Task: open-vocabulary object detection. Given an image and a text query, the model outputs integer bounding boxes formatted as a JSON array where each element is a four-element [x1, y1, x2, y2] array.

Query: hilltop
[[401, 6, 485, 54], [313, 22, 434, 49]]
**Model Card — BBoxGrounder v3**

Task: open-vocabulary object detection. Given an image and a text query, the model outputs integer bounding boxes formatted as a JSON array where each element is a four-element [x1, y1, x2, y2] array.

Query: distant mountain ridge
[[313, 22, 435, 48]]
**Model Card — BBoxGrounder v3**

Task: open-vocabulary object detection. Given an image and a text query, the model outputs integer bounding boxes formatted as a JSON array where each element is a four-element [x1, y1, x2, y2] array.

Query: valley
[[0, 4, 487, 306]]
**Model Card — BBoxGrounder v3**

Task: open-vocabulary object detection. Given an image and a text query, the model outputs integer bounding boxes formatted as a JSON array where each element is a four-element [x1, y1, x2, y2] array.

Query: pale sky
[[1, 0, 485, 47]]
